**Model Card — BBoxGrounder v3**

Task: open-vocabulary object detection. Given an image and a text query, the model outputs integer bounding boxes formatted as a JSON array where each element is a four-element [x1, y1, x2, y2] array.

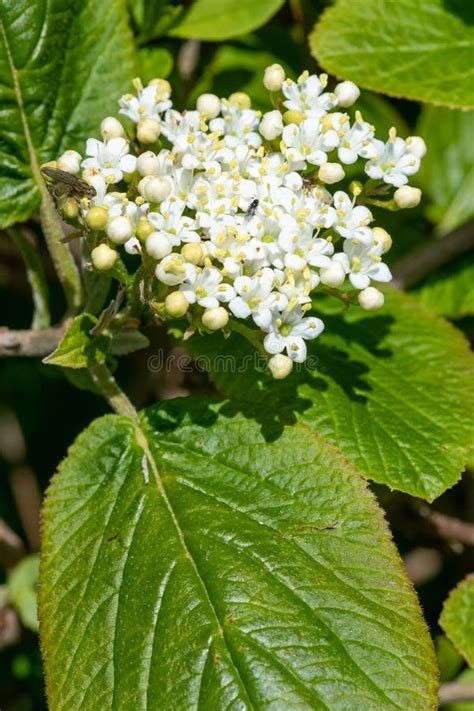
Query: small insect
[[41, 166, 96, 201], [246, 198, 259, 218]]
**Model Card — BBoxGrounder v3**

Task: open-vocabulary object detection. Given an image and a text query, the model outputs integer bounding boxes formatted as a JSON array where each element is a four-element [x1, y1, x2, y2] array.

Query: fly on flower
[[41, 166, 96, 201], [246, 199, 259, 218]]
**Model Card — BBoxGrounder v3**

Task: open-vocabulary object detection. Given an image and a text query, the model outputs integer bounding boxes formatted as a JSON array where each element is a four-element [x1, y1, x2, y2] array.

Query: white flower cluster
[[54, 70, 426, 378]]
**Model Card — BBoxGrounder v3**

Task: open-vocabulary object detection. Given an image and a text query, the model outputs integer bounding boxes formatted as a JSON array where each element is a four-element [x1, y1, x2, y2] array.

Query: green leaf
[[44, 314, 111, 369], [110, 328, 150, 356], [412, 254, 474, 320], [39, 399, 438, 709], [8, 226, 50, 328], [8, 554, 39, 632], [435, 635, 464, 683], [440, 574, 474, 667], [417, 107, 474, 234], [0, 0, 135, 228], [168, 0, 285, 41], [138, 46, 174, 83], [189, 290, 474, 501], [310, 0, 474, 109]]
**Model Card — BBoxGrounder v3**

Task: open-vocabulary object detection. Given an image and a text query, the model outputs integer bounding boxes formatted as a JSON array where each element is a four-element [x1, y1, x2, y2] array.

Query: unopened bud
[[358, 287, 384, 310], [91, 243, 117, 271], [406, 136, 427, 159], [181, 242, 204, 264], [57, 150, 82, 175], [349, 180, 363, 197], [107, 215, 133, 244], [263, 64, 285, 92], [135, 217, 154, 242], [394, 185, 421, 209], [259, 110, 284, 141], [318, 162, 345, 184], [86, 206, 109, 231], [136, 151, 160, 176], [283, 110, 305, 125], [334, 81, 360, 107], [62, 198, 79, 220], [138, 176, 171, 203], [320, 261, 346, 287], [372, 226, 392, 254], [196, 93, 221, 118], [202, 306, 229, 330], [137, 118, 161, 144], [165, 291, 189, 318], [146, 232, 172, 259], [268, 354, 293, 379], [100, 117, 124, 140], [228, 92, 251, 109]]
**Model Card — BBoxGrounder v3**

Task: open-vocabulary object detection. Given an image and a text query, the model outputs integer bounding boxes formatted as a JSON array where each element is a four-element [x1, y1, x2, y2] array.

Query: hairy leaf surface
[[440, 574, 474, 667], [310, 0, 474, 109], [190, 290, 474, 500], [0, 0, 135, 227], [40, 399, 437, 709]]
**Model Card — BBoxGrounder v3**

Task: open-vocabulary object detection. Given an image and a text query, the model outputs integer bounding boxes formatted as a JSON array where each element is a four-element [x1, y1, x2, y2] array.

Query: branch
[[0, 520, 26, 569], [439, 682, 474, 705], [418, 504, 474, 546], [0, 322, 69, 358], [391, 219, 474, 289]]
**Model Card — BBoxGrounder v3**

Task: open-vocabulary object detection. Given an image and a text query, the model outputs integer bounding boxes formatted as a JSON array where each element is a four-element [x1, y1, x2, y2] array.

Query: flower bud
[[406, 136, 427, 159], [57, 150, 82, 175], [228, 92, 251, 109], [202, 306, 229, 330], [137, 118, 161, 144], [138, 176, 171, 203], [136, 151, 160, 176], [86, 206, 109, 231], [259, 110, 284, 141], [349, 180, 363, 197], [394, 185, 422, 209], [283, 110, 305, 125], [165, 291, 189, 318], [107, 216, 133, 244], [62, 198, 79, 220], [148, 78, 171, 96], [263, 64, 285, 92], [135, 217, 154, 242], [320, 261, 346, 287], [268, 353, 293, 379], [196, 93, 221, 118], [100, 116, 124, 140], [146, 232, 172, 259], [91, 243, 117, 271], [181, 242, 204, 264], [358, 287, 384, 310], [318, 162, 345, 184], [334, 81, 360, 107], [372, 226, 392, 254]]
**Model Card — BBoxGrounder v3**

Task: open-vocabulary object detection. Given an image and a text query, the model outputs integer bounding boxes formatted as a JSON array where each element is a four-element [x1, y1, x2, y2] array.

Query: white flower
[[180, 267, 235, 308], [148, 200, 199, 246], [81, 137, 136, 183], [155, 254, 196, 286], [119, 83, 172, 124], [335, 112, 377, 165], [281, 119, 338, 166], [229, 268, 286, 320], [210, 105, 262, 149], [333, 239, 392, 289], [333, 191, 373, 244], [260, 307, 324, 363], [365, 130, 420, 187], [282, 72, 336, 118]]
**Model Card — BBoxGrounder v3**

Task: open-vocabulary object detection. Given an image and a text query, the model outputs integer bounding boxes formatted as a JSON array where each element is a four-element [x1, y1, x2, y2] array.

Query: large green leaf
[[412, 254, 474, 320], [440, 574, 474, 667], [310, 0, 474, 109], [168, 0, 285, 41], [0, 0, 135, 228], [190, 290, 474, 501], [417, 107, 474, 235], [39, 400, 437, 709]]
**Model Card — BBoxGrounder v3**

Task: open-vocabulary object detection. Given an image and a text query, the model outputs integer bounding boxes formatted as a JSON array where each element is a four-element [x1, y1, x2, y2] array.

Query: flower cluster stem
[[88, 362, 138, 420]]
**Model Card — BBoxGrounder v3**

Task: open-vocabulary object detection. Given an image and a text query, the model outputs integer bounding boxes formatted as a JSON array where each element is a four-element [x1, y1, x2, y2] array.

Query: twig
[[0, 322, 69, 357], [391, 219, 474, 289], [418, 504, 474, 546], [439, 682, 474, 705], [0, 520, 26, 569]]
